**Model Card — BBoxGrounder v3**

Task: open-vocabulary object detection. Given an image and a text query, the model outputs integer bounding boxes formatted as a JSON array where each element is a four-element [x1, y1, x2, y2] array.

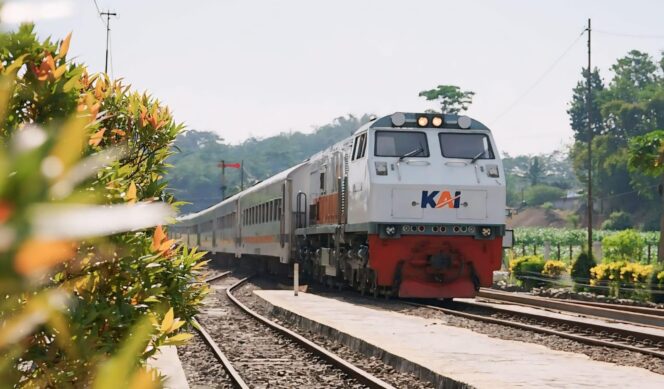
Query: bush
[[509, 255, 546, 288], [524, 185, 564, 206], [602, 229, 644, 262], [650, 268, 664, 303], [542, 260, 567, 278], [0, 25, 207, 386], [601, 211, 632, 230], [571, 252, 595, 289], [591, 261, 653, 299]]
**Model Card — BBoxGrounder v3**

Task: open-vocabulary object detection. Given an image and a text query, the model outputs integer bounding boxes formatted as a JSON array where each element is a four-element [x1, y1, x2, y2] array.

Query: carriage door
[[235, 199, 241, 258]]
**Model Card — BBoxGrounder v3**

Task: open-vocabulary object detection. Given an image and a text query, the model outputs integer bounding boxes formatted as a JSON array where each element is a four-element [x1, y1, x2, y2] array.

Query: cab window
[[439, 133, 494, 160], [374, 131, 429, 157]]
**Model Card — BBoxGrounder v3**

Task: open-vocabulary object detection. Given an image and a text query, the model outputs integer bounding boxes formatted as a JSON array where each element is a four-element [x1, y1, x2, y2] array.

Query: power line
[[490, 29, 586, 124], [100, 10, 117, 74], [595, 29, 664, 40], [90, 0, 105, 24], [108, 28, 114, 78]]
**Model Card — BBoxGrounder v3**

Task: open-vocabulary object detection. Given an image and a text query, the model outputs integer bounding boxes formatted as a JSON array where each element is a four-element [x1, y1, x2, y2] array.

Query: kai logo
[[421, 190, 462, 209]]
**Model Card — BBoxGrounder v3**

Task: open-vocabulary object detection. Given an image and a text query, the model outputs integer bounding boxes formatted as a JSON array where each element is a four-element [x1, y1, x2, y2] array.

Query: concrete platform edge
[[148, 345, 190, 389], [255, 294, 472, 389]]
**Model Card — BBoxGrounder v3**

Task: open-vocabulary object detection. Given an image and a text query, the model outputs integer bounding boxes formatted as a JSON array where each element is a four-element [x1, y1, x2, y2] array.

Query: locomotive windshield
[[374, 131, 429, 158], [439, 133, 494, 160]]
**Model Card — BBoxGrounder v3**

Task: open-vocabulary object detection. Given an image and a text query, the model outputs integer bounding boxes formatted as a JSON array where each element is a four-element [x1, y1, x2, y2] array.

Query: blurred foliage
[[508, 255, 546, 288], [601, 229, 644, 262], [0, 24, 207, 387], [511, 227, 660, 266], [600, 211, 632, 230], [502, 149, 578, 208], [570, 251, 596, 287], [524, 184, 565, 207], [541, 260, 567, 278]]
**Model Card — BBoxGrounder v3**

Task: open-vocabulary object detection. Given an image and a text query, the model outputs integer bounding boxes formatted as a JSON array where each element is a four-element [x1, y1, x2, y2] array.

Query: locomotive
[[170, 112, 511, 298]]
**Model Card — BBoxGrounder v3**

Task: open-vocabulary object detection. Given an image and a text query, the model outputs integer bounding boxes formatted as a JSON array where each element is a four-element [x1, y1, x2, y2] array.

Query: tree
[[566, 68, 605, 142], [609, 50, 659, 102], [568, 50, 664, 221], [628, 130, 664, 262], [526, 157, 544, 186], [418, 85, 474, 114]]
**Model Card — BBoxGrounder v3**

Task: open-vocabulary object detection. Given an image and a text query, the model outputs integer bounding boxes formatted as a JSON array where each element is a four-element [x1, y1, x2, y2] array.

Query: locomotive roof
[[177, 162, 306, 222], [353, 112, 490, 135]]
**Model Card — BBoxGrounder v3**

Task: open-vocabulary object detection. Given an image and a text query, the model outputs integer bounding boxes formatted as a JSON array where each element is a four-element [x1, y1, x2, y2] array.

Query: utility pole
[[240, 160, 245, 191], [220, 160, 226, 200], [586, 18, 593, 257], [100, 10, 117, 74]]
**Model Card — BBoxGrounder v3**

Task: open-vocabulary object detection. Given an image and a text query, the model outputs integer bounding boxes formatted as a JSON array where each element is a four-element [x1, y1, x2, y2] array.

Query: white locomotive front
[[171, 112, 510, 298]]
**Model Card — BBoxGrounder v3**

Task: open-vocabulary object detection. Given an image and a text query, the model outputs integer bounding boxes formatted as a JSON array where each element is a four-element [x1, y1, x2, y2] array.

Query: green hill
[[166, 114, 371, 213]]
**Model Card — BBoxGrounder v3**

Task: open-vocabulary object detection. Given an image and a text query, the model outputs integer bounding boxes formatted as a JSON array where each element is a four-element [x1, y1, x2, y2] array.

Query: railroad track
[[194, 272, 395, 389], [404, 299, 664, 359], [477, 288, 664, 328]]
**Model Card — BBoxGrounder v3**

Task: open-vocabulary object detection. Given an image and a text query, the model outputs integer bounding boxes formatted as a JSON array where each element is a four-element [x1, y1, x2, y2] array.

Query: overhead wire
[[109, 27, 114, 78], [91, 0, 105, 25], [595, 29, 664, 40], [490, 28, 587, 125]]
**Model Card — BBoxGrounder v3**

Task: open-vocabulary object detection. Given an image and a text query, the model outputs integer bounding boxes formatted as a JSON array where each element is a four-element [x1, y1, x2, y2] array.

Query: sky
[[3, 0, 664, 155]]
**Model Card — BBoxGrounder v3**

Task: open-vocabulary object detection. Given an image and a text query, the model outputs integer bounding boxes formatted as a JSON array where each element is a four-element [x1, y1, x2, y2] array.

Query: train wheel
[[359, 269, 368, 295], [369, 270, 378, 298]]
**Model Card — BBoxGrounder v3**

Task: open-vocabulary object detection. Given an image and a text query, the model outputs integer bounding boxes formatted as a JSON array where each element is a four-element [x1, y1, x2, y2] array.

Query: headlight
[[375, 161, 388, 176], [417, 116, 429, 127], [391, 112, 406, 127], [385, 225, 397, 236], [432, 116, 443, 127], [458, 115, 472, 129]]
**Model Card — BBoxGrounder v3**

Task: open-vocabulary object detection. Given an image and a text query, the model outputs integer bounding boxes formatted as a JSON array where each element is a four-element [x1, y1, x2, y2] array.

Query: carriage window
[[374, 131, 429, 157], [439, 133, 494, 160], [351, 136, 360, 161], [352, 133, 367, 160]]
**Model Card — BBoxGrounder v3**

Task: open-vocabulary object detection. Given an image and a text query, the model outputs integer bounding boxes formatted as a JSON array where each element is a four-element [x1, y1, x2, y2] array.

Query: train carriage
[[170, 112, 511, 299]]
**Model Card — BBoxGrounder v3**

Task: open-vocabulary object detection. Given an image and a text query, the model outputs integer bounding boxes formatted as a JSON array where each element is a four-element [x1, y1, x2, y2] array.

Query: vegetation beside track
[[0, 25, 207, 387]]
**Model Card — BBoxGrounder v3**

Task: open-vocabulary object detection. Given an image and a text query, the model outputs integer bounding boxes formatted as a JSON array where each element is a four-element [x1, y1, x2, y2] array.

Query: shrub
[[0, 25, 207, 386], [509, 255, 546, 288], [542, 260, 567, 278], [619, 262, 653, 284], [570, 252, 596, 287], [524, 185, 564, 206], [600, 211, 632, 230], [650, 268, 664, 303], [602, 229, 644, 262]]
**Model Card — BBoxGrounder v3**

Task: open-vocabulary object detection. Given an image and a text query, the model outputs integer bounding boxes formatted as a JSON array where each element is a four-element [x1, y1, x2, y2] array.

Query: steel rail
[[191, 317, 249, 389], [546, 298, 664, 317], [204, 270, 232, 284], [226, 277, 396, 389], [477, 289, 664, 328], [193, 270, 250, 388], [404, 300, 664, 359]]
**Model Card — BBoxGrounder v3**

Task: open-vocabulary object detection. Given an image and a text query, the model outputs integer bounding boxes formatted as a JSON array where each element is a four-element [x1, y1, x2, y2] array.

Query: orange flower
[[15, 239, 76, 276], [0, 201, 13, 224], [30, 53, 56, 81], [151, 225, 174, 254], [126, 181, 137, 204], [89, 128, 106, 147]]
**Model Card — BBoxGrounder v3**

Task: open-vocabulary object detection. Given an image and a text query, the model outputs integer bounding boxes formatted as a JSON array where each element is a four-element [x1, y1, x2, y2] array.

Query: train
[[169, 112, 512, 298]]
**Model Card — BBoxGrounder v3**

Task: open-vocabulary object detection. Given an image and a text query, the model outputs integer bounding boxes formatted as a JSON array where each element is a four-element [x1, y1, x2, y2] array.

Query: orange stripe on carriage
[[243, 235, 278, 244]]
